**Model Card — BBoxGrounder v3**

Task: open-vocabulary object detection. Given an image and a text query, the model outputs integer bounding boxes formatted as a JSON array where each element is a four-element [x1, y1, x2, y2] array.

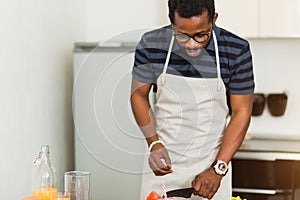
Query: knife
[[165, 187, 193, 198]]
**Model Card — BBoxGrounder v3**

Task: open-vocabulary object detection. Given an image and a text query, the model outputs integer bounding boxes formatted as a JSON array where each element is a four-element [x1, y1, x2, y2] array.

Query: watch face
[[218, 163, 226, 171], [213, 160, 228, 175]]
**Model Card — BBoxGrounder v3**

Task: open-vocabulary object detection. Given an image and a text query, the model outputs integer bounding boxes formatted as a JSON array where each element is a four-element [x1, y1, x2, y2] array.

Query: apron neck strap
[[161, 30, 222, 91], [212, 31, 221, 79], [161, 35, 175, 85], [212, 31, 222, 91]]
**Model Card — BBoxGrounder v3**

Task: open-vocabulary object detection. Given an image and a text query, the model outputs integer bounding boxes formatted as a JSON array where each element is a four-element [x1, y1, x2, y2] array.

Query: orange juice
[[32, 187, 58, 200]]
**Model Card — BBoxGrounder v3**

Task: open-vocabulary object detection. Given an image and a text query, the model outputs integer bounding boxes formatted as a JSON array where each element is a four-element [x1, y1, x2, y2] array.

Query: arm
[[214, 93, 253, 163], [192, 93, 253, 199], [130, 77, 172, 176]]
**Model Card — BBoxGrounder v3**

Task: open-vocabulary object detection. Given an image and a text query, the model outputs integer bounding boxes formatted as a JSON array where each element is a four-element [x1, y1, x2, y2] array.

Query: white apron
[[140, 32, 231, 200]]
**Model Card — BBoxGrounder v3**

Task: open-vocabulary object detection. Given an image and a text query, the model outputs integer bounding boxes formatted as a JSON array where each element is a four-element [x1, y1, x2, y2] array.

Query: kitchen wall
[[84, 0, 169, 42], [0, 0, 86, 199], [248, 38, 300, 139], [0, 0, 168, 199]]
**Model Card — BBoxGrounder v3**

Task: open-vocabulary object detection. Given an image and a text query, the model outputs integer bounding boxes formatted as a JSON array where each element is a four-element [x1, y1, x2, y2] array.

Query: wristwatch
[[211, 160, 228, 175]]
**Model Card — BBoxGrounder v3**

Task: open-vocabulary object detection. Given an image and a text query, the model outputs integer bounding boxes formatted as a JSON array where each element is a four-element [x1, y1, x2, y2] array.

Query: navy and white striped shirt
[[132, 25, 254, 96]]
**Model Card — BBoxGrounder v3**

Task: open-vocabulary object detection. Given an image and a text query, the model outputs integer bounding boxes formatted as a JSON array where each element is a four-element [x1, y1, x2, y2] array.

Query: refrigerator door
[[73, 43, 153, 200]]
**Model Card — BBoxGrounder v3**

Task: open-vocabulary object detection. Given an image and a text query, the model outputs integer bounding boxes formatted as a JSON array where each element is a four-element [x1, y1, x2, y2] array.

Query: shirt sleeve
[[228, 42, 255, 95], [132, 36, 156, 84]]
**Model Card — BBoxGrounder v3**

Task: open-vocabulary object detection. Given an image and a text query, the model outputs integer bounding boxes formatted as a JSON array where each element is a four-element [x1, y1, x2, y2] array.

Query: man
[[130, 0, 254, 199]]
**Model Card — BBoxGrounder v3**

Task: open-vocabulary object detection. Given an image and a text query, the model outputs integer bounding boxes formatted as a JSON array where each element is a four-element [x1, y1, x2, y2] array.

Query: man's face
[[172, 10, 216, 57]]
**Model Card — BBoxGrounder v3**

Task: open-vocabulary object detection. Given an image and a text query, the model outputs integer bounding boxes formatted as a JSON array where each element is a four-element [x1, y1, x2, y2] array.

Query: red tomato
[[146, 191, 161, 200]]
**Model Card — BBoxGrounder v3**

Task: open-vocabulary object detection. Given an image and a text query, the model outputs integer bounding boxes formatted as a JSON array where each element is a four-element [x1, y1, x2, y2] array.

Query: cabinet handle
[[233, 188, 286, 195]]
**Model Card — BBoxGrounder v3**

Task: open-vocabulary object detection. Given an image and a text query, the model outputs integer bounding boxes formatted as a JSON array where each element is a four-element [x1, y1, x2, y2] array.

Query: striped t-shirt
[[132, 24, 254, 98]]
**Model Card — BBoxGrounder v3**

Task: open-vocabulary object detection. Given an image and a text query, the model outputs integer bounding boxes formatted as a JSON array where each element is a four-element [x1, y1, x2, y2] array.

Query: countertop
[[234, 137, 300, 161]]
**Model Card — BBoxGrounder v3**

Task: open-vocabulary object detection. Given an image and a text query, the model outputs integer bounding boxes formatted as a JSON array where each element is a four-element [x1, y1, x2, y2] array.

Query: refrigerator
[[73, 41, 153, 200]]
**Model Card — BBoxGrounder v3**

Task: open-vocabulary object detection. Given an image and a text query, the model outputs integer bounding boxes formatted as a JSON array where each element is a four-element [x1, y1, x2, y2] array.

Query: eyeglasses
[[173, 28, 212, 44]]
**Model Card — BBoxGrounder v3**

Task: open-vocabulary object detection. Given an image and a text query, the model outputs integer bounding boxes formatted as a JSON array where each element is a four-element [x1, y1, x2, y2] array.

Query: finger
[[207, 191, 215, 200], [153, 164, 173, 176], [149, 158, 172, 175], [149, 152, 163, 166], [154, 169, 172, 176], [198, 189, 210, 199], [153, 153, 172, 171], [153, 159, 167, 171], [161, 151, 172, 167], [191, 177, 201, 193], [157, 159, 173, 172], [193, 181, 211, 198], [192, 182, 202, 196], [201, 181, 212, 197], [201, 182, 215, 198], [159, 159, 173, 173], [207, 185, 218, 199], [208, 192, 215, 200]]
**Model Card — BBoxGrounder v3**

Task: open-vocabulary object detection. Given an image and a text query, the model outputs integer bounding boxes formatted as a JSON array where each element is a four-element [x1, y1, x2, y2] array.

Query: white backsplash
[[247, 38, 300, 139]]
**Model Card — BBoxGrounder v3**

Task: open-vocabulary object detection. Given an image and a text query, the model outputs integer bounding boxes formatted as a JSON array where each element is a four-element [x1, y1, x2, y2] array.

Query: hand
[[191, 167, 223, 199], [148, 143, 172, 176]]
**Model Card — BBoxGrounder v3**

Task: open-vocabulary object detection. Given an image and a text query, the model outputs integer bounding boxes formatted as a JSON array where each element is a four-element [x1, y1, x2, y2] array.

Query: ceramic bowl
[[252, 93, 265, 116], [267, 93, 288, 116]]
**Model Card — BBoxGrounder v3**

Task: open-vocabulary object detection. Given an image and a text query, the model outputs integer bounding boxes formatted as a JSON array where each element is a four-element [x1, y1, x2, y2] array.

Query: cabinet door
[[260, 0, 300, 37], [215, 0, 260, 38]]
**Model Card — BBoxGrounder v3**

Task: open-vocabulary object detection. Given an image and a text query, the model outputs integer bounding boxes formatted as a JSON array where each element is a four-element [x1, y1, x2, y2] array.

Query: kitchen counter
[[234, 137, 300, 161]]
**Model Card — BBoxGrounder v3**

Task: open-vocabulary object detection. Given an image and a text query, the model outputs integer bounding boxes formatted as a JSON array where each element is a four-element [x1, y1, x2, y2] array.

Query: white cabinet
[[215, 0, 300, 38], [215, 0, 259, 38], [260, 0, 300, 37]]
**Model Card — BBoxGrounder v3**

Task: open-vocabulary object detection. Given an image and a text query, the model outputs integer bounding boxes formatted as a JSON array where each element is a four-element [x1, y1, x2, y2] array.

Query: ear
[[213, 13, 218, 24]]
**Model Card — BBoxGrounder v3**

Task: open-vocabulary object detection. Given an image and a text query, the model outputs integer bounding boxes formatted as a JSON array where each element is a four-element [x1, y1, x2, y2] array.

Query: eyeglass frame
[[172, 25, 213, 44]]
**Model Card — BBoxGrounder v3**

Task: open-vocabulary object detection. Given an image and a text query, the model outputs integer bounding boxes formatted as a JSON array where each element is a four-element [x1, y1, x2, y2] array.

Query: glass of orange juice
[[57, 192, 70, 200]]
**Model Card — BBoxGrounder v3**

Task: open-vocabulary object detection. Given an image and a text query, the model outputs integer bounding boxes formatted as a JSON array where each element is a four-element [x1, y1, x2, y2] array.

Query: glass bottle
[[32, 145, 58, 200]]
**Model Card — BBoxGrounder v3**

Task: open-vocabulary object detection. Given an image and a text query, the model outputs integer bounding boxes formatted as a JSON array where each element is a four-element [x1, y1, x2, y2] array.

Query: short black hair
[[168, 0, 215, 24]]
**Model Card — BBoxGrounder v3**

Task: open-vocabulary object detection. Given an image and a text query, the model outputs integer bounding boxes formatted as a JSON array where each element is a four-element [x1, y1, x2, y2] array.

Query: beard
[[183, 47, 203, 57]]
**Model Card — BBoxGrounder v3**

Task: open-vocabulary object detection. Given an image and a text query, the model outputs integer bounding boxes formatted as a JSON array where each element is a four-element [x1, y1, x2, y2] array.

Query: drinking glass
[[57, 192, 70, 200], [64, 171, 90, 200]]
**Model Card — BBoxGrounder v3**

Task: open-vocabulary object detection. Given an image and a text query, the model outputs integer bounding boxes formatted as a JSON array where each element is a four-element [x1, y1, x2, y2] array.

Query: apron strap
[[161, 30, 222, 92], [212, 31, 222, 92], [161, 35, 175, 85]]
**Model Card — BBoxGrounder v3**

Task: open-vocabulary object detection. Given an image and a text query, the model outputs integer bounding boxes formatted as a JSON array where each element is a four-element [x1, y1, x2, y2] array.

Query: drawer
[[232, 159, 300, 200], [232, 159, 299, 189]]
